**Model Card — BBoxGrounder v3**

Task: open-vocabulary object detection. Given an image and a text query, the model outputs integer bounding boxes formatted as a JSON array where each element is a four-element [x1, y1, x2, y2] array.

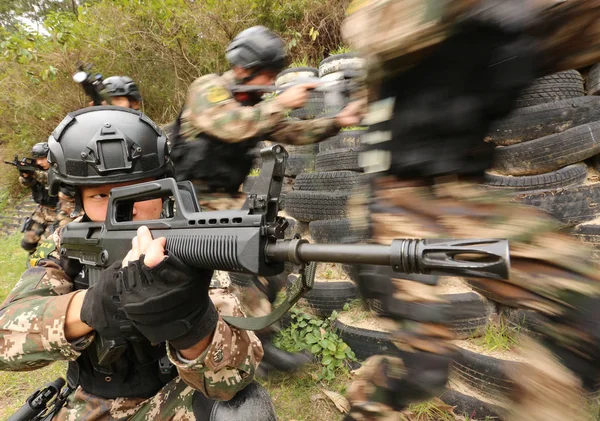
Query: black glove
[[80, 262, 128, 339], [115, 252, 216, 350]]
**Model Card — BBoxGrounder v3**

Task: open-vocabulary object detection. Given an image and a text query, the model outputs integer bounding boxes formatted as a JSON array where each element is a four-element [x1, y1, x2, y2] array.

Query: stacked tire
[[274, 67, 323, 209], [285, 54, 368, 244], [485, 69, 600, 227], [279, 55, 367, 316]]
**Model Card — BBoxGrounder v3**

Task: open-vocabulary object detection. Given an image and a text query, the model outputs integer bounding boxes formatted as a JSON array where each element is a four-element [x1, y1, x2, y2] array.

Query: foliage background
[[0, 0, 350, 197]]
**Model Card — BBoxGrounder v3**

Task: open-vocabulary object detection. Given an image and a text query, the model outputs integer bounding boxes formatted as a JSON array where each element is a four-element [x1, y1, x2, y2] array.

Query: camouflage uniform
[[342, 1, 600, 420], [180, 70, 342, 323], [55, 190, 82, 229], [19, 169, 58, 252], [0, 228, 264, 420]]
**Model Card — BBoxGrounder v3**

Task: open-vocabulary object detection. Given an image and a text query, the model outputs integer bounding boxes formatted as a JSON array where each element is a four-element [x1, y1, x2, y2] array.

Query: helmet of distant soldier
[[225, 26, 287, 73], [103, 76, 143, 102], [31, 142, 50, 159], [47, 106, 173, 196]]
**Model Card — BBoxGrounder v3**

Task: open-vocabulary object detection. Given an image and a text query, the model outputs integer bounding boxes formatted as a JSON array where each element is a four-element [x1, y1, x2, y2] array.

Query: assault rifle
[[72, 63, 110, 106], [229, 71, 362, 114], [4, 155, 40, 175], [60, 145, 510, 337]]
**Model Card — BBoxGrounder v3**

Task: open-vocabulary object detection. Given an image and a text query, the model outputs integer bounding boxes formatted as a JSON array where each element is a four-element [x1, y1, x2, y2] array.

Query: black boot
[[257, 334, 313, 375]]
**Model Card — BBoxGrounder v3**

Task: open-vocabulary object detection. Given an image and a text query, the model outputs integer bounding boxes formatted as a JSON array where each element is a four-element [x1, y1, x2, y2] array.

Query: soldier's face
[[233, 66, 276, 86], [36, 157, 50, 170], [81, 180, 162, 222], [110, 96, 140, 110]]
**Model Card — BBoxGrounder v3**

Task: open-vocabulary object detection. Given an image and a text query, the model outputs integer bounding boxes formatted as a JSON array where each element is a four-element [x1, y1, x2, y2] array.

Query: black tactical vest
[[170, 96, 263, 194], [66, 265, 176, 399]]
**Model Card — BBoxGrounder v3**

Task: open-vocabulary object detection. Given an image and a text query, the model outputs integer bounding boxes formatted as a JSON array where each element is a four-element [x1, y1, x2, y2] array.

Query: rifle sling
[[222, 262, 316, 331]]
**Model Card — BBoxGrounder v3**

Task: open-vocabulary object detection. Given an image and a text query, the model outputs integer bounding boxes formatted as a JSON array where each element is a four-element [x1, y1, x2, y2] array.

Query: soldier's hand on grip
[[276, 82, 318, 109], [336, 100, 364, 127], [116, 226, 217, 350], [80, 261, 127, 339]]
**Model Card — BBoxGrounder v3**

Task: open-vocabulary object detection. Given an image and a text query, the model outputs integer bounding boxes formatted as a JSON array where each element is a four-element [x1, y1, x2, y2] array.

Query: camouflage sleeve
[[269, 116, 341, 146], [18, 174, 34, 187], [166, 289, 263, 400], [180, 72, 289, 143], [33, 169, 49, 185], [0, 235, 90, 371]]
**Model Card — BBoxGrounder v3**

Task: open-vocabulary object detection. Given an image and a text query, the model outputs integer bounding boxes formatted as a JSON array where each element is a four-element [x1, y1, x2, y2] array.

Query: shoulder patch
[[30, 237, 58, 267], [206, 86, 232, 103]]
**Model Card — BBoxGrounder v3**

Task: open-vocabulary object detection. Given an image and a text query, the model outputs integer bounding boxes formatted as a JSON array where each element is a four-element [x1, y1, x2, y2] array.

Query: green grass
[[0, 233, 29, 301], [329, 45, 352, 55], [405, 398, 457, 421], [249, 168, 260, 176], [475, 317, 520, 352], [260, 364, 350, 421], [290, 55, 312, 68]]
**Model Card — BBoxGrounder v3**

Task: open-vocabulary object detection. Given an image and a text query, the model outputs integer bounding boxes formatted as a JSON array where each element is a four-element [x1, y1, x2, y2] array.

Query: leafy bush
[[0, 0, 351, 195], [274, 308, 356, 381]]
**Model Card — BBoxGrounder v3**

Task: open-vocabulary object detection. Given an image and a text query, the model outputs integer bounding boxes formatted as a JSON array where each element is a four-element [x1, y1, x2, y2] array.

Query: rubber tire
[[284, 190, 350, 222], [289, 90, 325, 120], [318, 130, 364, 152], [319, 53, 364, 78], [334, 319, 398, 361], [281, 143, 318, 155], [571, 223, 600, 249], [440, 389, 503, 420], [452, 346, 520, 401], [309, 218, 370, 243], [484, 163, 587, 191], [502, 308, 543, 340], [514, 70, 584, 109], [367, 292, 493, 340], [586, 63, 600, 96], [486, 96, 600, 146], [315, 148, 362, 172], [448, 293, 494, 340], [294, 171, 362, 191], [517, 183, 600, 226], [568, 223, 600, 261], [284, 154, 314, 177], [491, 121, 600, 176], [304, 281, 358, 317], [275, 67, 319, 87]]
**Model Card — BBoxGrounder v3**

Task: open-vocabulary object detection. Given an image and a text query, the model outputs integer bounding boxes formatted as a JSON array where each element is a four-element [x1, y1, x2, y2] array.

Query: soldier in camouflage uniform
[[341, 1, 600, 421], [170, 25, 362, 374], [0, 107, 275, 420], [56, 76, 145, 230], [19, 142, 59, 253]]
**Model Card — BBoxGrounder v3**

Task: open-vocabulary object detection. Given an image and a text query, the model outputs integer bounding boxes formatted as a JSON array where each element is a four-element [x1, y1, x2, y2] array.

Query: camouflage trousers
[[346, 176, 600, 421], [22, 205, 57, 253], [198, 192, 274, 331]]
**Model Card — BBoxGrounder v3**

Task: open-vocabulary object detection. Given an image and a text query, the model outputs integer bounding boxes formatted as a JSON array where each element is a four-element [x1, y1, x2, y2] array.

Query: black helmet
[[103, 76, 142, 101], [225, 26, 287, 73], [47, 106, 173, 196], [31, 142, 49, 158]]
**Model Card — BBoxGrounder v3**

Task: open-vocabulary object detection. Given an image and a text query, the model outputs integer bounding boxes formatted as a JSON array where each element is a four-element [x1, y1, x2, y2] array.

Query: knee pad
[[21, 238, 37, 252], [383, 351, 452, 410], [193, 382, 277, 421]]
